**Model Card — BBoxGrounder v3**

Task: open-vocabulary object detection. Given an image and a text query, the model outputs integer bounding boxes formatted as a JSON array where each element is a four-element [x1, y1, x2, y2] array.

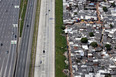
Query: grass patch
[[55, 0, 68, 77], [19, 0, 24, 16], [29, 0, 41, 77], [19, 0, 28, 37]]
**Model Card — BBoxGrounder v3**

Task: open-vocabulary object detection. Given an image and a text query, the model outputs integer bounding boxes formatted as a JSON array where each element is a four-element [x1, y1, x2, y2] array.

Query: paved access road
[[0, 0, 20, 77], [14, 0, 37, 77], [34, 0, 55, 77]]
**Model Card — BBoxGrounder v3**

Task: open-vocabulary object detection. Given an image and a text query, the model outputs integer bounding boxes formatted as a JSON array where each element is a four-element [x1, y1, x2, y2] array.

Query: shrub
[[89, 32, 94, 37], [105, 74, 111, 77], [110, 24, 113, 28], [74, 12, 77, 15], [115, 46, 116, 49], [111, 2, 115, 7], [61, 26, 65, 30], [81, 38, 88, 43], [103, 7, 108, 12], [90, 42, 98, 48], [105, 44, 111, 50]]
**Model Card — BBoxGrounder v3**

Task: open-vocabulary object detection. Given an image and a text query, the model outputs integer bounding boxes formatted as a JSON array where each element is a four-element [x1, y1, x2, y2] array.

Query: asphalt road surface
[[14, 0, 37, 77], [0, 0, 20, 77], [34, 0, 55, 77]]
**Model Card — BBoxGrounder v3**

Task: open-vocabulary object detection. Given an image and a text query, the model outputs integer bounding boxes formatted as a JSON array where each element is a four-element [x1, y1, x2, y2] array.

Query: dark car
[[40, 61, 42, 64], [15, 35, 17, 38], [27, 25, 29, 27], [1, 43, 3, 46], [43, 50, 45, 53]]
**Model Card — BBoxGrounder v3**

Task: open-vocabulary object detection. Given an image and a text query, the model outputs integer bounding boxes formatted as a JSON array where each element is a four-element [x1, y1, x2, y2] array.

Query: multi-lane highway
[[34, 0, 55, 77], [14, 0, 37, 77], [0, 0, 20, 77]]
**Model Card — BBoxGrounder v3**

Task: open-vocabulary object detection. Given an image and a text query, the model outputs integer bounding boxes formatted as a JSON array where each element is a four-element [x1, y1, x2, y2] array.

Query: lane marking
[[11, 40, 17, 44], [13, 24, 18, 27], [14, 5, 19, 8]]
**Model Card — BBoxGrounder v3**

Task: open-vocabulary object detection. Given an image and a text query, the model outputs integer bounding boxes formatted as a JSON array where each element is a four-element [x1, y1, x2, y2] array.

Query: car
[[27, 25, 29, 27], [6, 51, 9, 54], [43, 50, 45, 53], [15, 35, 17, 38], [48, 10, 50, 11], [1, 43, 2, 46], [40, 61, 42, 64]]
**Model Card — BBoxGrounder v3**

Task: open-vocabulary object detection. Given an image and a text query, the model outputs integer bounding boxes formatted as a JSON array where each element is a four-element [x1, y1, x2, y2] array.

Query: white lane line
[[8, 41, 15, 76], [13, 24, 18, 27], [14, 5, 19, 8], [0, 57, 5, 77]]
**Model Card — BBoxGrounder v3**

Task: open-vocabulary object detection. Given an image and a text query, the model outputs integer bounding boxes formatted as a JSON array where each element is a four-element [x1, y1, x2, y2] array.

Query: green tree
[[74, 12, 77, 15], [90, 0, 97, 2], [105, 44, 111, 50], [61, 26, 65, 30], [89, 32, 94, 37], [90, 42, 98, 48], [105, 74, 111, 77], [111, 2, 115, 7], [81, 38, 88, 43], [103, 7, 108, 12], [115, 45, 116, 49], [110, 24, 113, 28]]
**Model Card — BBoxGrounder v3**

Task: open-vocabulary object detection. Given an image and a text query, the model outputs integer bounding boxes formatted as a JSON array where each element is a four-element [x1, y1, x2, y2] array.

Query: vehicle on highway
[[15, 35, 17, 38], [43, 50, 45, 53], [6, 51, 9, 54], [1, 43, 3, 46], [27, 25, 29, 27], [40, 61, 42, 64]]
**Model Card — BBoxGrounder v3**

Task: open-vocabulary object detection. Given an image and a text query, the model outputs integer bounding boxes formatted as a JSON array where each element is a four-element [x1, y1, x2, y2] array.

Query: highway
[[14, 0, 37, 77], [34, 0, 55, 77], [0, 0, 20, 77]]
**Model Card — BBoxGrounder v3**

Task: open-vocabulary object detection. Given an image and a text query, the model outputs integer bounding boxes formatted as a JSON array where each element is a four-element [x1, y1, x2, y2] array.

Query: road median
[[19, 0, 28, 37], [29, 0, 41, 77]]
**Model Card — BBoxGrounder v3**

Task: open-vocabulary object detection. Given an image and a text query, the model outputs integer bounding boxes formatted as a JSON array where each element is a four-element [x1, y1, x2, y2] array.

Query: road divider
[[29, 0, 41, 77]]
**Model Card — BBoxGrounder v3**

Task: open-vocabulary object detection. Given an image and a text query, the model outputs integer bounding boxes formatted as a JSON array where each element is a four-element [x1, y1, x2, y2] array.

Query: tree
[[89, 32, 94, 37], [115, 46, 116, 49], [103, 7, 108, 12], [81, 38, 88, 43], [90, 0, 97, 2], [105, 44, 111, 50], [75, 5, 78, 8], [105, 74, 111, 77], [61, 26, 65, 30], [90, 42, 98, 48], [74, 12, 77, 15], [110, 24, 113, 28], [111, 2, 115, 7]]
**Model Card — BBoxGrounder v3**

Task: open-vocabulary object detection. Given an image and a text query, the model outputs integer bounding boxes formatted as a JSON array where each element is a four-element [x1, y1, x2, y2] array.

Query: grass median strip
[[19, 0, 28, 37], [55, 0, 68, 77], [29, 0, 41, 77]]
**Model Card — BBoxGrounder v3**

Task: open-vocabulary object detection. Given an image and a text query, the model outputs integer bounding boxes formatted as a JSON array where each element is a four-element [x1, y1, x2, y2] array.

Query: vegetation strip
[[19, 0, 28, 37], [29, 0, 41, 77], [55, 0, 68, 77]]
